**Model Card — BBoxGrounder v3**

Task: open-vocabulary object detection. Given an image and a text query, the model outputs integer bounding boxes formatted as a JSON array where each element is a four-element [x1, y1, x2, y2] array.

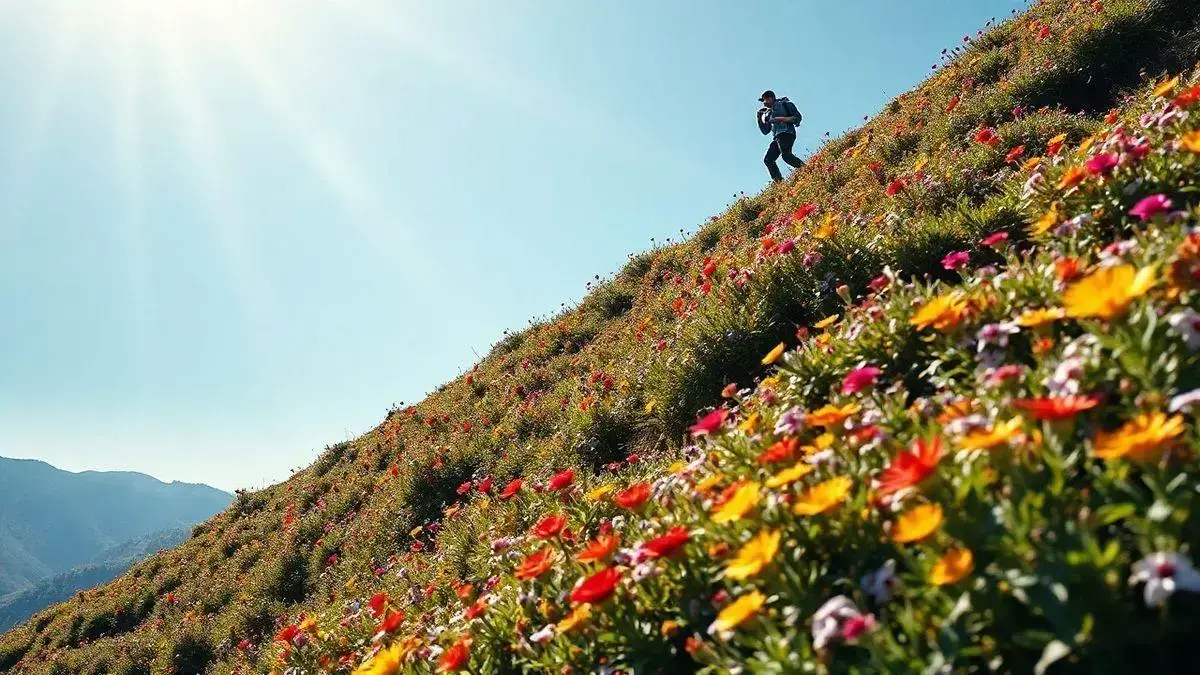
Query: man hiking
[[757, 90, 804, 182]]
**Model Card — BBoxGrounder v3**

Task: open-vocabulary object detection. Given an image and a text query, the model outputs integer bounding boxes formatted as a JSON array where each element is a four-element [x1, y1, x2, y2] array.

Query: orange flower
[[577, 534, 620, 564], [891, 504, 944, 543], [792, 476, 852, 515], [1056, 165, 1087, 190], [530, 513, 567, 539], [1062, 264, 1156, 320], [1013, 395, 1100, 421], [756, 437, 799, 464], [807, 403, 861, 427], [910, 293, 968, 332], [711, 482, 761, 523], [436, 635, 471, 673], [930, 548, 974, 585], [877, 437, 942, 495], [1092, 413, 1185, 462], [613, 482, 652, 510], [515, 548, 557, 581], [762, 342, 787, 365]]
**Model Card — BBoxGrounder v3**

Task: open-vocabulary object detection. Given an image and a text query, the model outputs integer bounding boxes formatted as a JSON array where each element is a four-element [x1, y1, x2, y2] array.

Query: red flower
[[367, 592, 389, 619], [531, 513, 568, 539], [377, 609, 404, 634], [841, 366, 881, 394], [790, 203, 817, 222], [275, 624, 300, 643], [690, 408, 729, 437], [877, 437, 943, 495], [577, 533, 620, 563], [613, 482, 652, 510], [946, 96, 960, 113], [498, 478, 523, 500], [570, 566, 622, 604], [456, 481, 471, 495], [476, 475, 493, 494], [1085, 152, 1119, 175], [757, 437, 798, 464], [1004, 144, 1026, 163], [548, 469, 576, 491], [1013, 394, 1101, 420], [980, 231, 1009, 248], [515, 548, 556, 580], [437, 635, 471, 672], [1173, 85, 1200, 108], [974, 127, 1000, 147], [640, 526, 691, 559], [886, 178, 906, 196]]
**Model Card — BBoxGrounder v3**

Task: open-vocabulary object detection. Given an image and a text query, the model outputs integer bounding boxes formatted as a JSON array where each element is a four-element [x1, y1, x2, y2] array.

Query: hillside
[[0, 529, 192, 633], [4, 0, 1200, 672], [0, 457, 230, 596]]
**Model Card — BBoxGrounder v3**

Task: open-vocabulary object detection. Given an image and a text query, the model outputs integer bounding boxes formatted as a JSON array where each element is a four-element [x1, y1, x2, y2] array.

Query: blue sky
[[0, 0, 1021, 491]]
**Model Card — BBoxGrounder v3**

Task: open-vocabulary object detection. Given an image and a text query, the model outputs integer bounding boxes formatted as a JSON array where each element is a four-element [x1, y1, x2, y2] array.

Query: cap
[[758, 90, 776, 102]]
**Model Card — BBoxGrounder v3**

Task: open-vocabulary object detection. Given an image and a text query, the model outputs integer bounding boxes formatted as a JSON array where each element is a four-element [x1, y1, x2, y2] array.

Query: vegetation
[[3, 0, 1200, 672]]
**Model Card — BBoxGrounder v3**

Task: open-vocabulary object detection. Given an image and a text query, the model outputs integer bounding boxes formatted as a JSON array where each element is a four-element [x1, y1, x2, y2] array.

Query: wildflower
[[1152, 75, 1179, 98], [354, 640, 408, 675], [515, 548, 556, 581], [712, 482, 761, 523], [841, 366, 881, 394], [548, 469, 575, 491], [1169, 389, 1200, 413], [1046, 133, 1067, 156], [891, 503, 944, 543], [1182, 130, 1200, 153], [886, 178, 906, 196], [975, 322, 1019, 352], [531, 513, 567, 539], [774, 407, 806, 435], [930, 548, 974, 585], [861, 560, 900, 603], [757, 437, 798, 464], [724, 529, 781, 580], [1093, 413, 1185, 462], [570, 567, 622, 604], [640, 526, 691, 559], [1129, 194, 1172, 221], [1167, 309, 1200, 350], [1015, 307, 1066, 327], [960, 418, 1024, 451], [974, 127, 1000, 147], [1175, 86, 1200, 108], [942, 250, 971, 270], [708, 590, 765, 638], [1004, 145, 1025, 163], [1062, 264, 1156, 319], [813, 314, 840, 329], [556, 603, 592, 633], [529, 624, 556, 644], [910, 292, 967, 331], [811, 595, 875, 650], [1131, 552, 1200, 607], [613, 482, 652, 510], [765, 462, 815, 488], [587, 484, 616, 501], [791, 203, 817, 221], [980, 231, 1009, 248], [793, 476, 853, 515], [1056, 166, 1087, 190], [807, 402, 860, 427], [577, 534, 620, 564], [762, 342, 787, 365], [1085, 152, 1119, 175], [877, 437, 942, 495], [690, 408, 729, 437], [1014, 394, 1100, 420], [436, 635, 471, 672], [367, 592, 390, 619], [1030, 203, 1061, 235], [498, 478, 523, 500]]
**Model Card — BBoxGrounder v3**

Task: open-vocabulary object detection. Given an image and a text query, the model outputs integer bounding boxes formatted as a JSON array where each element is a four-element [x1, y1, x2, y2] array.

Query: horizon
[[0, 0, 1023, 492]]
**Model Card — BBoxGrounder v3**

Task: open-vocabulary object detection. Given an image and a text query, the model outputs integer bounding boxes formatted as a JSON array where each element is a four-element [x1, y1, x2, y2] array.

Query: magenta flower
[[841, 366, 881, 394], [941, 250, 970, 270], [1129, 194, 1172, 221], [1084, 152, 1119, 175], [980, 231, 1009, 248]]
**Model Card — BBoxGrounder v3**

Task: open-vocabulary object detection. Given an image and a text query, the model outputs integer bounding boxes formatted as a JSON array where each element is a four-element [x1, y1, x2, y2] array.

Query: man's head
[[759, 90, 776, 106]]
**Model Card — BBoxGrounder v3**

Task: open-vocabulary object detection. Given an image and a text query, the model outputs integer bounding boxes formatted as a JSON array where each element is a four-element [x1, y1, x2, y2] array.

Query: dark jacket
[[758, 97, 802, 136]]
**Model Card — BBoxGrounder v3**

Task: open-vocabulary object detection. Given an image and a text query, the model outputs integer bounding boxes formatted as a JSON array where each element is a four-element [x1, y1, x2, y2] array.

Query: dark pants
[[765, 132, 804, 181]]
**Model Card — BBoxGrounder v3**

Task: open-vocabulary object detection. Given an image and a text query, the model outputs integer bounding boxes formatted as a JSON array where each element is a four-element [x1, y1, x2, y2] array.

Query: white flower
[[774, 407, 806, 435], [976, 322, 1019, 352], [1167, 309, 1200, 351], [529, 624, 556, 644], [860, 560, 900, 603], [1130, 552, 1200, 607], [811, 595, 874, 650], [1168, 388, 1200, 413], [1046, 357, 1086, 396]]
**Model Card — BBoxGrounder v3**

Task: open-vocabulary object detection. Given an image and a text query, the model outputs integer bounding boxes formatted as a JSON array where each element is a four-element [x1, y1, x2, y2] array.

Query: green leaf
[[1094, 503, 1137, 526]]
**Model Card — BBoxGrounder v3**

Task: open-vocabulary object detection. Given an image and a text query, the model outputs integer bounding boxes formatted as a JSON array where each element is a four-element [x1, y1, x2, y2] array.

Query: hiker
[[757, 90, 804, 182]]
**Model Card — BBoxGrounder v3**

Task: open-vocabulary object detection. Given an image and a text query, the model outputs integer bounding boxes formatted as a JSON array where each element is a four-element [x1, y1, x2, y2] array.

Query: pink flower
[[777, 239, 796, 255], [941, 250, 970, 270], [841, 366, 881, 394], [868, 275, 890, 292], [689, 408, 729, 437], [1129, 194, 1172, 221], [980, 232, 1009, 248], [1085, 152, 1119, 175]]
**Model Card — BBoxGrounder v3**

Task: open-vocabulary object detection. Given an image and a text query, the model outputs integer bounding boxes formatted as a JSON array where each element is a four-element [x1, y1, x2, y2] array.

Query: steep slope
[[0, 457, 231, 595], [0, 529, 192, 632], [3, 0, 1200, 673]]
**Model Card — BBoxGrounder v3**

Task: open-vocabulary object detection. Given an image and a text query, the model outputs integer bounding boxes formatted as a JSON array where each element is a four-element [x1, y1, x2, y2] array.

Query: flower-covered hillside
[[2, 0, 1200, 673]]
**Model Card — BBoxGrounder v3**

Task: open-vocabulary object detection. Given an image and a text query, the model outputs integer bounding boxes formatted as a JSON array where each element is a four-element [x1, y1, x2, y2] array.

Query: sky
[[0, 0, 1023, 491]]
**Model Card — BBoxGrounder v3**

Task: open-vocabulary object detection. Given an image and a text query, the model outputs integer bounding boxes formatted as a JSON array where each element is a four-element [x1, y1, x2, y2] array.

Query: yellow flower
[[668, 460, 687, 474], [557, 603, 592, 633], [910, 292, 968, 331], [1182, 130, 1200, 154], [960, 418, 1024, 451], [1015, 307, 1066, 327], [1077, 135, 1096, 155], [660, 620, 680, 638], [1062, 264, 1156, 320], [1022, 156, 1044, 172], [762, 342, 786, 365], [891, 503, 944, 543], [1093, 412, 1185, 462], [807, 403, 860, 427], [813, 314, 840, 329], [354, 640, 410, 675], [793, 476, 852, 516], [912, 156, 929, 172], [765, 462, 814, 488], [695, 472, 724, 494], [1152, 75, 1180, 98], [645, 399, 658, 414], [740, 412, 762, 433], [712, 482, 761, 523], [710, 590, 765, 635], [1047, 133, 1067, 147], [1030, 203, 1061, 236], [587, 485, 616, 501], [724, 529, 781, 580], [814, 213, 838, 239], [930, 548, 974, 585]]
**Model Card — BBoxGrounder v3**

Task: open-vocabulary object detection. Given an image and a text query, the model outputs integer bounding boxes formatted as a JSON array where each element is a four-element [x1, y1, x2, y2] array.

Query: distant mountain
[[0, 457, 231, 602], [0, 528, 192, 632]]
